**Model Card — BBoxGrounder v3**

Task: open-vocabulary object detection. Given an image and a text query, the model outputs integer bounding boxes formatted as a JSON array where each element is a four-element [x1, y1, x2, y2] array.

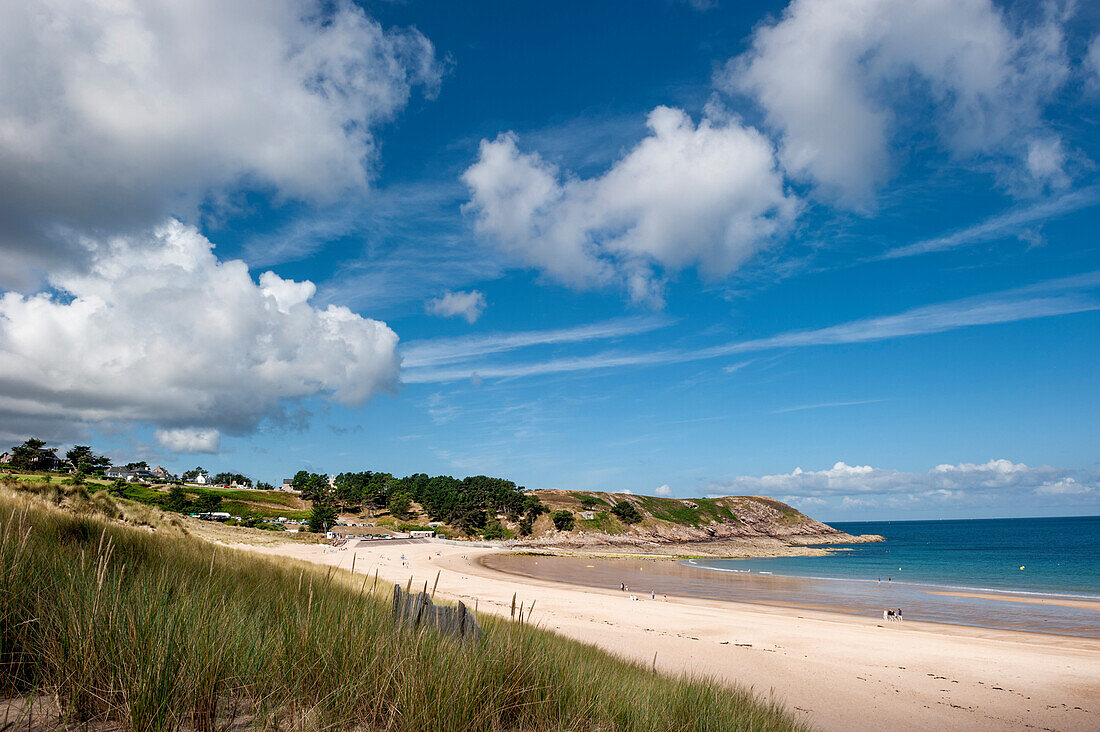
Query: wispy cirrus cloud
[[770, 398, 890, 414], [880, 185, 1100, 260], [401, 315, 674, 369], [403, 273, 1100, 384]]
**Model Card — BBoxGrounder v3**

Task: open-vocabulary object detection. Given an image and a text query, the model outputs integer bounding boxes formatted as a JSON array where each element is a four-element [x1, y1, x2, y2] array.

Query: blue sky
[[1, 0, 1098, 520]]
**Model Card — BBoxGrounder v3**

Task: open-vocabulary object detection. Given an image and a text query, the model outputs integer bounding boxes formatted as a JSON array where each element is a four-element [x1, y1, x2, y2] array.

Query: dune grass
[[0, 483, 809, 731]]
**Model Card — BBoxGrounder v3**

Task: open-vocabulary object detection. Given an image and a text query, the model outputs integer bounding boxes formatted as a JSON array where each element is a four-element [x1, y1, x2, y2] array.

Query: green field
[[577, 510, 627, 534], [0, 473, 314, 521], [0, 481, 807, 732], [633, 496, 739, 527]]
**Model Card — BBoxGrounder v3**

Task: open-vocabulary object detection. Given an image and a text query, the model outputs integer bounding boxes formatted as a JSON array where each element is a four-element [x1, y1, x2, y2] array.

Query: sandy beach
[[239, 539, 1100, 731]]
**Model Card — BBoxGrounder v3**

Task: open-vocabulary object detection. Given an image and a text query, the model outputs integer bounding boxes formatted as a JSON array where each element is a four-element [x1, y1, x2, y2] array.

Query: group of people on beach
[[619, 582, 666, 602], [883, 608, 904, 621]]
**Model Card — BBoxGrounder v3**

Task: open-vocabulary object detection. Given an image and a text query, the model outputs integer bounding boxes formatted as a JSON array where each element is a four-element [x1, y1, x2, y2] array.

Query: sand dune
[[239, 539, 1100, 732]]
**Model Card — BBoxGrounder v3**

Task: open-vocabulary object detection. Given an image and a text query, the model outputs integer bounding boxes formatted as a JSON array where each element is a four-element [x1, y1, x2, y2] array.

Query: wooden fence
[[392, 584, 482, 641]]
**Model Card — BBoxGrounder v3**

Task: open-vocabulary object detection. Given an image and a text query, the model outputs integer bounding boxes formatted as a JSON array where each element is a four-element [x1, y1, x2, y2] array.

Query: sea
[[700, 515, 1100, 597], [691, 515, 1100, 637], [484, 515, 1100, 637]]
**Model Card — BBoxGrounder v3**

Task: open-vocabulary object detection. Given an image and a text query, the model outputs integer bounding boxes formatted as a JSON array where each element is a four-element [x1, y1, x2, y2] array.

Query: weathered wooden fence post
[[391, 583, 482, 641]]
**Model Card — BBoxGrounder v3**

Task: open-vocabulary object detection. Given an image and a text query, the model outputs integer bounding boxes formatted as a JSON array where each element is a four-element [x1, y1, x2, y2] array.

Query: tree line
[[290, 470, 549, 536]]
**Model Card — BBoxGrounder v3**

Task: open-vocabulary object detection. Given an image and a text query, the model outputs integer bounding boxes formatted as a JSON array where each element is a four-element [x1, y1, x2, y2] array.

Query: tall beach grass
[[0, 482, 809, 731]]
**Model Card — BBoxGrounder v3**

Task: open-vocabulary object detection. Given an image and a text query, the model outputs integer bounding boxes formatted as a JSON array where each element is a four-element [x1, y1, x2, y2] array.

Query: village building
[[151, 466, 177, 482], [3, 447, 65, 471]]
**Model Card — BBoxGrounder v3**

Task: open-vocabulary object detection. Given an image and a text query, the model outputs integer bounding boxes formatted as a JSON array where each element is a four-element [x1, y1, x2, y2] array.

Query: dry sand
[[238, 539, 1100, 732]]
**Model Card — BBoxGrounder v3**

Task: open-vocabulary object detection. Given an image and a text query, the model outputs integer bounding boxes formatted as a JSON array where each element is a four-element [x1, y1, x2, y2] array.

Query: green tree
[[9, 438, 56, 470], [107, 479, 127, 497], [580, 495, 598, 509], [524, 494, 548, 520], [482, 517, 505, 540], [308, 502, 338, 533], [611, 500, 642, 524], [182, 467, 205, 482], [294, 472, 329, 502], [240, 510, 263, 528], [255, 481, 274, 491], [65, 444, 92, 468], [194, 493, 222, 513], [387, 491, 412, 519], [213, 472, 252, 487], [165, 484, 188, 513], [66, 445, 109, 471], [552, 510, 575, 531], [125, 461, 149, 470], [517, 515, 533, 536]]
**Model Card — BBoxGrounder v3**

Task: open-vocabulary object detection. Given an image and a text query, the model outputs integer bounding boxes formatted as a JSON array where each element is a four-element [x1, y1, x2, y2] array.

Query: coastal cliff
[[511, 490, 882, 557]]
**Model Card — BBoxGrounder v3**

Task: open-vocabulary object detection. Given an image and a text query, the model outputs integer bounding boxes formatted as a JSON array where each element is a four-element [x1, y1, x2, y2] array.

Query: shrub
[[193, 492, 222, 513], [611, 500, 642, 524], [552, 509, 575, 531], [165, 484, 188, 513]]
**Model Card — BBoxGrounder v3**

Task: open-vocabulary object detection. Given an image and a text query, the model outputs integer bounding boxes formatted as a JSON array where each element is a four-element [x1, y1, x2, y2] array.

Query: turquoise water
[[697, 515, 1100, 598], [684, 515, 1100, 636]]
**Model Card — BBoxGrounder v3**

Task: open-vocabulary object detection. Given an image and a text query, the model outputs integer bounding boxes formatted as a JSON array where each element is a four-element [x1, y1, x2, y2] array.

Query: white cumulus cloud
[[426, 290, 487, 323], [154, 428, 221, 454], [654, 483, 673, 497], [706, 459, 1098, 513], [463, 106, 798, 306], [0, 0, 441, 284], [723, 0, 1070, 205], [0, 220, 400, 444]]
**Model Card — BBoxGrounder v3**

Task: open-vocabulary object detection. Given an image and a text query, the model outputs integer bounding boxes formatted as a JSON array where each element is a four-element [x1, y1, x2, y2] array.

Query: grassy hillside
[[2, 472, 312, 520], [517, 489, 845, 546], [0, 481, 807, 731]]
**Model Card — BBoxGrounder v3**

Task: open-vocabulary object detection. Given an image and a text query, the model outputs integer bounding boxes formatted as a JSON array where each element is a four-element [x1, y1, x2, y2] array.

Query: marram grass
[[0, 482, 809, 731]]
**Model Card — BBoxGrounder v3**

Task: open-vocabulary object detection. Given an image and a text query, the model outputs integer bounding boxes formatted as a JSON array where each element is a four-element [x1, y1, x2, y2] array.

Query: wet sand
[[927, 590, 1100, 611], [240, 539, 1100, 732], [483, 554, 1100, 638]]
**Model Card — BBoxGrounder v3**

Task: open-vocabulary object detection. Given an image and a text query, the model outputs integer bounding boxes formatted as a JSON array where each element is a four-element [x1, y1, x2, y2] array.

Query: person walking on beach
[[896, 608, 903, 622]]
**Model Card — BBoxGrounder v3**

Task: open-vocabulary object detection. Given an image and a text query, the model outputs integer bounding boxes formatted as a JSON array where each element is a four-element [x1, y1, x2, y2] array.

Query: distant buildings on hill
[[105, 465, 178, 483], [0, 448, 64, 472]]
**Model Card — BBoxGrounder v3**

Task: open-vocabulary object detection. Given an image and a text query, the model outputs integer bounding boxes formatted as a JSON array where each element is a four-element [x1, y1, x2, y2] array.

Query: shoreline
[[482, 553, 1100, 640], [501, 531, 884, 559], [238, 537, 1100, 731]]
